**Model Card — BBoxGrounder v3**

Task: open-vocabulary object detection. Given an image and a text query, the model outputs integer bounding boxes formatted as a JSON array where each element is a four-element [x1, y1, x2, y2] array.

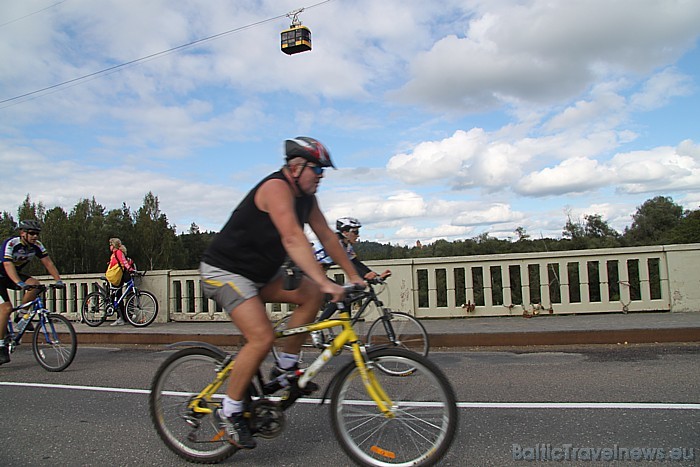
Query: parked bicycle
[[81, 271, 158, 327], [149, 284, 458, 466], [4, 283, 77, 372], [272, 276, 429, 376]]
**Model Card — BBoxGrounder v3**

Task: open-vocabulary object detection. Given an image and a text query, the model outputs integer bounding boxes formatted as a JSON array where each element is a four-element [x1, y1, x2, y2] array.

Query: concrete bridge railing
[[28, 243, 700, 323]]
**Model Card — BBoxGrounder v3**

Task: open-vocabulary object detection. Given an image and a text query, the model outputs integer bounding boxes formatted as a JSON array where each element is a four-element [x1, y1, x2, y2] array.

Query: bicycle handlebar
[[343, 283, 366, 293], [19, 283, 65, 293], [323, 283, 366, 304], [341, 283, 369, 302], [366, 274, 392, 285]]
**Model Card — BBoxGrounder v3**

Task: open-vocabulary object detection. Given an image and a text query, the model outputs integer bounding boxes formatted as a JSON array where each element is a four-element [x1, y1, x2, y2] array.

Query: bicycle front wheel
[[366, 312, 429, 375], [32, 313, 77, 372], [150, 347, 237, 464], [330, 348, 458, 467], [125, 290, 158, 327], [81, 291, 108, 327]]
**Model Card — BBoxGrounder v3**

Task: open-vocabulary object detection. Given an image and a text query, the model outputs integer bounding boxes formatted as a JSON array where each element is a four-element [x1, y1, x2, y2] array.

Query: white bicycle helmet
[[336, 217, 361, 232]]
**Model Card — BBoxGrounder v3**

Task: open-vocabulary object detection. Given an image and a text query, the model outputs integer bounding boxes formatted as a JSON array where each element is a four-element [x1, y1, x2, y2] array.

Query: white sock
[[222, 396, 243, 417], [278, 352, 299, 370]]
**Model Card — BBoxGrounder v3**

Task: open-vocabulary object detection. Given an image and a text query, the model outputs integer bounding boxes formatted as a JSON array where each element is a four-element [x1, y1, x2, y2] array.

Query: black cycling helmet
[[336, 217, 361, 232], [19, 219, 42, 232], [285, 137, 335, 168]]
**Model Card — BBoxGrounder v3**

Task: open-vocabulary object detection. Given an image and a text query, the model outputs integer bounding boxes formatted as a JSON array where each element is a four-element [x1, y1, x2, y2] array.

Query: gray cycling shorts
[[199, 262, 273, 313]]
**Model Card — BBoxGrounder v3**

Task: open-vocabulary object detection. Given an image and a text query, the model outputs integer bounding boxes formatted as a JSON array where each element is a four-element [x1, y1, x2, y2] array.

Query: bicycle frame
[[290, 311, 394, 416], [187, 308, 395, 418], [317, 282, 402, 348], [95, 277, 136, 309], [6, 289, 56, 346], [337, 284, 381, 324]]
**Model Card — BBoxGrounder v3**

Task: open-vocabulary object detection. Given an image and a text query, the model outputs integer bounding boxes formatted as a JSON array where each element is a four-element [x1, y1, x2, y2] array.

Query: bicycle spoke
[[331, 349, 457, 466], [32, 314, 77, 372], [125, 291, 158, 327], [149, 348, 237, 463]]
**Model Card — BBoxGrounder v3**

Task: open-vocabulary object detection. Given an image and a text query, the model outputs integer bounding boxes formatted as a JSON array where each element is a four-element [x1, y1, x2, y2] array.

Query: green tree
[[515, 226, 530, 241], [133, 192, 179, 270], [66, 198, 106, 273], [177, 222, 215, 269], [562, 212, 584, 240], [583, 214, 619, 239], [667, 207, 700, 244], [624, 196, 684, 245], [41, 206, 70, 273], [0, 212, 16, 239], [17, 194, 43, 222]]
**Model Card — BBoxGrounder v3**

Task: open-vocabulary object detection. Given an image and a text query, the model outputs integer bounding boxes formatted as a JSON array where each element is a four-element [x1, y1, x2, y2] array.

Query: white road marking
[[2, 381, 699, 410]]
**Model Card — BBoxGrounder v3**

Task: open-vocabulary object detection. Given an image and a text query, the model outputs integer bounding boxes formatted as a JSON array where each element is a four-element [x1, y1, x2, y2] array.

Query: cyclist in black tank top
[[200, 137, 364, 449], [202, 171, 315, 283]]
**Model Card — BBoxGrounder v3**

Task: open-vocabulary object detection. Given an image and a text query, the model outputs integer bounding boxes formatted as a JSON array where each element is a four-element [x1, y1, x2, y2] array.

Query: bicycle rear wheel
[[366, 311, 429, 376], [125, 290, 158, 327], [330, 348, 458, 467], [81, 291, 108, 327], [32, 313, 77, 372], [149, 347, 237, 464]]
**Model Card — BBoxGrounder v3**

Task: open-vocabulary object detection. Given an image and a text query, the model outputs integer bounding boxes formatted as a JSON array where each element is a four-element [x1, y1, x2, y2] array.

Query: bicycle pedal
[[262, 380, 284, 395], [290, 379, 319, 396]]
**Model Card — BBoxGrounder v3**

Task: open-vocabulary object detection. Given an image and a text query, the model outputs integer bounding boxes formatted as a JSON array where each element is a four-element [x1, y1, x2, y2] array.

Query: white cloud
[[392, 0, 700, 112], [612, 142, 700, 193], [452, 203, 524, 226], [630, 68, 695, 111], [1, 0, 699, 245], [386, 129, 482, 184], [518, 157, 615, 196]]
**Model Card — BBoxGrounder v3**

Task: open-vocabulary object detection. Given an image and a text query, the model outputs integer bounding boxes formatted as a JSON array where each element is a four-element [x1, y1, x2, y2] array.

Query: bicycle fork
[[298, 328, 396, 418], [379, 308, 399, 344]]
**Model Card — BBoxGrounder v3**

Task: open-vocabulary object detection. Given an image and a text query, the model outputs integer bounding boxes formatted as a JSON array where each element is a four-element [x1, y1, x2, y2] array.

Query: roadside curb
[[74, 327, 700, 347]]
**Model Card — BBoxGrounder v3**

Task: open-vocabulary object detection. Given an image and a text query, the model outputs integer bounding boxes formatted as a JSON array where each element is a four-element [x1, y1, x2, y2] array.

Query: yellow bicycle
[[149, 286, 458, 466]]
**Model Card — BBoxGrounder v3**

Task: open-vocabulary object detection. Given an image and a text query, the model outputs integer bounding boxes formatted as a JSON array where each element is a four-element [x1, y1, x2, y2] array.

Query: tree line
[[355, 195, 700, 260], [1, 192, 215, 276], [2, 193, 698, 276]]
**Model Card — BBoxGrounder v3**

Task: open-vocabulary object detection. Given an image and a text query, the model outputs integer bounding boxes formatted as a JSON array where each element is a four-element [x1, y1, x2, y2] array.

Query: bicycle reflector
[[370, 445, 396, 460]]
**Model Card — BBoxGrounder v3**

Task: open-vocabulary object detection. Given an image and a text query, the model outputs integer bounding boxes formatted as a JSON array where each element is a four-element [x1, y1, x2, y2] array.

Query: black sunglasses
[[307, 165, 325, 175], [27, 230, 40, 236], [349, 229, 360, 235]]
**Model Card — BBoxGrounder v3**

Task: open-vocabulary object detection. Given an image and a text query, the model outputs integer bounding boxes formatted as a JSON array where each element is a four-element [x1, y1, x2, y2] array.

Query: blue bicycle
[[5, 283, 77, 372], [81, 271, 158, 327]]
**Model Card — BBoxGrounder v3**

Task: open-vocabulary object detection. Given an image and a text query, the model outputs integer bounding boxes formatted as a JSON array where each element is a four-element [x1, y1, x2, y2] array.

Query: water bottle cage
[[16, 317, 31, 333]]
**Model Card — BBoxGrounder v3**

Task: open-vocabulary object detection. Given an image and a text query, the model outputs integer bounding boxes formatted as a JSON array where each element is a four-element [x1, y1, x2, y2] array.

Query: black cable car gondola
[[281, 9, 311, 55]]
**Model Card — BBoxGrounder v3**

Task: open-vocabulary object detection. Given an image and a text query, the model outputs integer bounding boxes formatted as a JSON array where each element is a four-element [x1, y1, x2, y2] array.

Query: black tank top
[[202, 170, 315, 283]]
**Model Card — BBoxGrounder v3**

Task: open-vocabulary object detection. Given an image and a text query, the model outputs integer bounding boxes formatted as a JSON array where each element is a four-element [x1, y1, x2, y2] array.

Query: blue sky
[[1, 0, 699, 246]]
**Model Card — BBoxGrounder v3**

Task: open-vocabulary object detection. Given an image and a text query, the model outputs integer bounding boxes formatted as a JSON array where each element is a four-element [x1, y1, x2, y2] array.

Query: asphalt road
[[1, 343, 698, 466]]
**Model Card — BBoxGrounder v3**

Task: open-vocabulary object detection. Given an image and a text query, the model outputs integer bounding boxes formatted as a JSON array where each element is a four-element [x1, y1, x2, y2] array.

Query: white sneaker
[[111, 318, 125, 326]]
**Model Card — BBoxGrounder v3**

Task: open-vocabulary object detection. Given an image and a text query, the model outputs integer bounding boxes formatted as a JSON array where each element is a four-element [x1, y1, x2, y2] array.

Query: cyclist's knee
[[298, 280, 324, 307], [244, 327, 275, 353]]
